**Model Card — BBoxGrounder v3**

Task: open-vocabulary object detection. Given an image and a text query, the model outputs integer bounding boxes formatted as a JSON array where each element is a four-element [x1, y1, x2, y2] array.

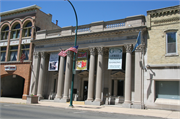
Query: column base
[[22, 94, 28, 100], [54, 98, 62, 102], [37, 94, 44, 101], [122, 102, 132, 108], [58, 98, 70, 103], [132, 103, 145, 109], [85, 100, 94, 105]]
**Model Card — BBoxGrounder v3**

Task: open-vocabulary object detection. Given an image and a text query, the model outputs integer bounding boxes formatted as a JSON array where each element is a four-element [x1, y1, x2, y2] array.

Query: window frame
[[165, 30, 178, 56], [21, 44, 30, 60], [9, 45, 18, 61], [11, 24, 21, 39], [0, 46, 7, 61], [1, 26, 9, 40], [22, 22, 32, 38]]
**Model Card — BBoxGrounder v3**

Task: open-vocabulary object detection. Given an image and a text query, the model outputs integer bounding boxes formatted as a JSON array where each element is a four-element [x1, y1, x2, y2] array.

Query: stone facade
[[144, 5, 180, 110]]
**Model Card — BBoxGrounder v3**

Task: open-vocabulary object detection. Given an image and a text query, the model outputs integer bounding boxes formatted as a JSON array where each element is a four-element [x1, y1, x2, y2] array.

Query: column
[[86, 48, 96, 103], [37, 52, 46, 100], [123, 44, 132, 108], [61, 51, 73, 102], [94, 47, 104, 105], [114, 80, 118, 96], [17, 28, 23, 61], [30, 52, 40, 95], [55, 56, 65, 101], [133, 45, 144, 109]]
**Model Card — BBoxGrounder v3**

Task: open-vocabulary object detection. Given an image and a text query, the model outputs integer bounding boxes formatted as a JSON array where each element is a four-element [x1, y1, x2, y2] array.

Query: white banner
[[108, 47, 123, 69], [48, 52, 59, 71]]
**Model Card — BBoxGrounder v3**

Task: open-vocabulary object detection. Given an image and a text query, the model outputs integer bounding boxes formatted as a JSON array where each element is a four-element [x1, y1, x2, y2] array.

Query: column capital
[[40, 52, 46, 59], [33, 52, 40, 58], [89, 47, 96, 55], [96, 47, 104, 55], [135, 44, 145, 52], [66, 50, 73, 57], [104, 48, 109, 58], [124, 44, 132, 53]]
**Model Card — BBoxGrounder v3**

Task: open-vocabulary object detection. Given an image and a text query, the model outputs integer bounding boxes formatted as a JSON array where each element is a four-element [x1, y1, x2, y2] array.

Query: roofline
[[147, 5, 180, 13], [0, 5, 41, 16]]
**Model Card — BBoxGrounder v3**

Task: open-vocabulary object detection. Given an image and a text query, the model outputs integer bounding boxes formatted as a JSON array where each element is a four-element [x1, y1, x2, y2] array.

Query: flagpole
[[66, 0, 78, 107]]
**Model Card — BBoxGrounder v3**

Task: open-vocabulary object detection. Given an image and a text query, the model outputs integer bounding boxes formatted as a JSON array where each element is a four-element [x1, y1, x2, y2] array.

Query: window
[[11, 24, 20, 39], [166, 32, 177, 54], [156, 81, 180, 100], [9, 45, 18, 61], [0, 47, 7, 61], [23, 22, 32, 37], [1, 26, 9, 40], [21, 44, 30, 60]]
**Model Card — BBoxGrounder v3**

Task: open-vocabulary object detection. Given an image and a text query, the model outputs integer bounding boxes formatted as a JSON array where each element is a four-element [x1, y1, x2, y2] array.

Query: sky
[[0, 0, 180, 27]]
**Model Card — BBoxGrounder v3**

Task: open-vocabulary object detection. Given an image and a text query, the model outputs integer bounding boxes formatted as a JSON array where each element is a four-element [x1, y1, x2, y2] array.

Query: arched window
[[11, 23, 20, 39], [1, 25, 9, 40], [23, 22, 32, 37]]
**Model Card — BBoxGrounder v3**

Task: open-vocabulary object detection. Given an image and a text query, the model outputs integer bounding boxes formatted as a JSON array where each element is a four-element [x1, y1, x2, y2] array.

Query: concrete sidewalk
[[0, 97, 179, 119]]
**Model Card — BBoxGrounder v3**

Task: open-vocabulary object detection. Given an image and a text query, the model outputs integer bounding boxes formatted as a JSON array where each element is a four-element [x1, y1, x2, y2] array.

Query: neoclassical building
[[0, 5, 60, 99], [30, 14, 147, 108], [145, 5, 180, 110]]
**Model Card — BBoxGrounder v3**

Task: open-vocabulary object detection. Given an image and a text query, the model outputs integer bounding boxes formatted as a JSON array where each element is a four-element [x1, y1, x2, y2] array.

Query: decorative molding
[[33, 52, 39, 58], [40, 52, 46, 59], [153, 17, 180, 24], [89, 47, 96, 55], [96, 47, 104, 55], [135, 44, 145, 52], [124, 44, 132, 53]]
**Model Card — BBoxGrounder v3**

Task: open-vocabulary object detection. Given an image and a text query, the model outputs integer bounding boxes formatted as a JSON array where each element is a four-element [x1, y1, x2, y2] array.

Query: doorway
[[1, 75, 25, 98], [83, 81, 88, 101]]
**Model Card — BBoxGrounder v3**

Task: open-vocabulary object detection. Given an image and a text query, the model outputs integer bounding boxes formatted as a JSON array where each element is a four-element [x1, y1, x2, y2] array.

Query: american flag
[[58, 50, 67, 57], [20, 53, 26, 63], [65, 46, 78, 53]]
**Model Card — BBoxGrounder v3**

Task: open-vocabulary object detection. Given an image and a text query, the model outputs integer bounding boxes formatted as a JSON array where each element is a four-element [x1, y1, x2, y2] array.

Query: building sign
[[108, 47, 123, 69], [10, 40, 19, 45], [0, 42, 8, 46], [22, 39, 31, 44], [5, 65, 17, 71], [48, 52, 59, 71], [76, 51, 88, 70]]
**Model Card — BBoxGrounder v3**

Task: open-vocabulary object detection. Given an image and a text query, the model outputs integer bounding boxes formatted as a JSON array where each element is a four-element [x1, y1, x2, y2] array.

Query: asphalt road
[[0, 103, 163, 119]]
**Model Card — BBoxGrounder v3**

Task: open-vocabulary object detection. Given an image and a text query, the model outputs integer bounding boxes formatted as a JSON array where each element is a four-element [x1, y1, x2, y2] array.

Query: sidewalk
[[0, 97, 179, 119]]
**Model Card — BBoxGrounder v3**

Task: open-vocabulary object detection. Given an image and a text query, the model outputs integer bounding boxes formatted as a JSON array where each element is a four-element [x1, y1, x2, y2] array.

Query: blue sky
[[1, 0, 179, 27]]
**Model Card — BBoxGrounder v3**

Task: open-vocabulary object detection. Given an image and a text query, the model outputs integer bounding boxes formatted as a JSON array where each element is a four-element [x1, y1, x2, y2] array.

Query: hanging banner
[[108, 47, 123, 69], [48, 52, 59, 71], [76, 51, 88, 70]]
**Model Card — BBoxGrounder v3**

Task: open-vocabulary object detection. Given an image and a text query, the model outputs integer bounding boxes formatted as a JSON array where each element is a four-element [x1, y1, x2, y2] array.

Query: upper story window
[[21, 44, 30, 60], [11, 23, 20, 39], [1, 47, 7, 61], [166, 32, 177, 54], [9, 45, 18, 61], [23, 22, 32, 37], [1, 26, 9, 40]]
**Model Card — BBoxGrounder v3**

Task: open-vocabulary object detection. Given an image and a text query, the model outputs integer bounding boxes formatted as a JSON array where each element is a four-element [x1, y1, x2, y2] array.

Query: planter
[[26, 95, 39, 104]]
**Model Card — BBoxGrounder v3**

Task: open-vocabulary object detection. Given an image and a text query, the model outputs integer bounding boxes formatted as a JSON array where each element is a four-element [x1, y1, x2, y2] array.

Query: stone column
[[30, 52, 40, 95], [133, 45, 145, 109], [123, 44, 132, 108], [114, 80, 118, 96], [94, 47, 104, 105], [55, 56, 65, 101], [85, 48, 96, 104], [61, 51, 73, 102], [37, 52, 46, 100]]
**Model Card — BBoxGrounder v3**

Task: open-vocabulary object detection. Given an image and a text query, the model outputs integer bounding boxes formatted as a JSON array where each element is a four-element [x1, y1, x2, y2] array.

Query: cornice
[[147, 5, 180, 17], [32, 26, 147, 45]]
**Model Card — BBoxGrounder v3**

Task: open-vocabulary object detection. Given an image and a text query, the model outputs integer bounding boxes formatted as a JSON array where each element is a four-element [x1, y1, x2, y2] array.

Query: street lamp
[[65, 0, 78, 107]]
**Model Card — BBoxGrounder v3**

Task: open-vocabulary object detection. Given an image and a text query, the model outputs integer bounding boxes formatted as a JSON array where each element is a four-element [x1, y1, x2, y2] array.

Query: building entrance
[[83, 81, 88, 101], [1, 75, 24, 98]]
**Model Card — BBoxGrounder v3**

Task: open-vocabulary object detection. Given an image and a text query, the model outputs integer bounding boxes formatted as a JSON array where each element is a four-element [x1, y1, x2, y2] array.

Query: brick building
[[0, 5, 60, 99]]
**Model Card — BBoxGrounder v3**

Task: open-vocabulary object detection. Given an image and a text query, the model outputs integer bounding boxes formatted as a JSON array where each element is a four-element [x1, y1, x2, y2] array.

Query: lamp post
[[66, 0, 78, 107]]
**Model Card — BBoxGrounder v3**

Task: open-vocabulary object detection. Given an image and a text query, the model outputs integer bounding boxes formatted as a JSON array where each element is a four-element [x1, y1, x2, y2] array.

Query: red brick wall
[[0, 62, 31, 100]]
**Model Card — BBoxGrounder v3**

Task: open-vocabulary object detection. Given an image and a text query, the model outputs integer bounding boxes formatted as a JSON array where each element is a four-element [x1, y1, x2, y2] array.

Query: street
[[0, 103, 163, 119]]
